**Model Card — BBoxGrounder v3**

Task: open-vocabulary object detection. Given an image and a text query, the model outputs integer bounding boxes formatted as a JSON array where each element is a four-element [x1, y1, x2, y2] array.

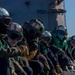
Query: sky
[[65, 0, 75, 36]]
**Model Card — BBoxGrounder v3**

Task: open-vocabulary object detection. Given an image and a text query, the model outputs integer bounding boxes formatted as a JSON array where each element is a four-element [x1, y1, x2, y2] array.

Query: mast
[[48, 0, 66, 30]]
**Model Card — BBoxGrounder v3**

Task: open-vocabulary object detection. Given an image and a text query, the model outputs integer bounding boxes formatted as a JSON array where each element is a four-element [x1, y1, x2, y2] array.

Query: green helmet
[[23, 19, 45, 37]]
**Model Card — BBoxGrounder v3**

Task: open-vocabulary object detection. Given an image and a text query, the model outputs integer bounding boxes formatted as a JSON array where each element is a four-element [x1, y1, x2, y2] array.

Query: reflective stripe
[[8, 23, 22, 32], [31, 22, 41, 30]]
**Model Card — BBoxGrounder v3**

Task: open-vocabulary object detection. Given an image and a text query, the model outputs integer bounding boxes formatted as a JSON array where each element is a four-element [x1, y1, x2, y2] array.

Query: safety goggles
[[29, 29, 40, 37], [8, 32, 23, 41], [3, 17, 12, 26], [58, 30, 66, 35], [44, 37, 52, 42]]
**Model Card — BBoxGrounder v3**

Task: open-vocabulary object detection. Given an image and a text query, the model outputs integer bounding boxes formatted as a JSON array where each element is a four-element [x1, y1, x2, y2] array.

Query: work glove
[[52, 69, 58, 75], [26, 50, 37, 60], [20, 45, 29, 56], [56, 65, 63, 73]]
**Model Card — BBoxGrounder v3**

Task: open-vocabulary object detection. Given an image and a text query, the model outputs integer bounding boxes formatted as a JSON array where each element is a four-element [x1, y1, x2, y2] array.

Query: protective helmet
[[56, 25, 67, 40], [70, 35, 75, 44], [41, 31, 52, 42], [0, 7, 12, 26], [56, 25, 66, 32], [23, 19, 45, 38], [71, 35, 75, 41], [7, 22, 23, 41]]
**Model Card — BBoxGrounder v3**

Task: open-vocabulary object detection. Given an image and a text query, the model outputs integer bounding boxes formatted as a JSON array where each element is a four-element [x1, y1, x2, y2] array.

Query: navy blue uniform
[[40, 41, 59, 70]]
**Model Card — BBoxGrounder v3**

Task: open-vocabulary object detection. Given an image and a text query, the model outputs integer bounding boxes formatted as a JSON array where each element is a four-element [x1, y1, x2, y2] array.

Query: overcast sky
[[65, 0, 75, 36]]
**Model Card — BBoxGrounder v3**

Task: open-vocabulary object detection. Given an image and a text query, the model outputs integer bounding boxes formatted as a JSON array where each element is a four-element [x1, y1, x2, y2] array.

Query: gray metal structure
[[0, 0, 66, 31]]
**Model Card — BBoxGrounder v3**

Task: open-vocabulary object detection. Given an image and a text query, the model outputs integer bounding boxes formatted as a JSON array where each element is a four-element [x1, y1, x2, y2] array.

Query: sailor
[[0, 22, 27, 75], [40, 31, 62, 75], [21, 19, 45, 75], [49, 25, 71, 70]]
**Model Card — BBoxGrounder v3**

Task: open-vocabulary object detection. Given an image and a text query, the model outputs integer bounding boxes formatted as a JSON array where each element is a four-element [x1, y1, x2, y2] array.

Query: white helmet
[[42, 31, 51, 37], [41, 31, 52, 42], [56, 25, 66, 32], [7, 22, 23, 41], [0, 7, 10, 17], [0, 7, 11, 26]]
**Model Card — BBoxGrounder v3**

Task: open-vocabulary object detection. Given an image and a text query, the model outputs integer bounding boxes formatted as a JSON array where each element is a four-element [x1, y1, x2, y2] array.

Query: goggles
[[2, 17, 12, 26], [28, 29, 40, 37], [8, 32, 23, 41], [58, 30, 66, 35], [44, 37, 52, 42]]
